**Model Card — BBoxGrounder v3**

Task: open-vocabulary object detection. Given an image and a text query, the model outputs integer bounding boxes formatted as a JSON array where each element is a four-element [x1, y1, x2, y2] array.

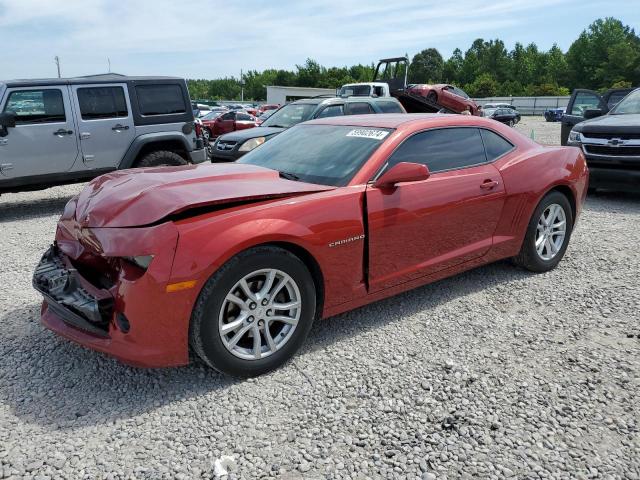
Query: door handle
[[112, 124, 130, 131], [53, 129, 73, 136], [480, 179, 499, 190]]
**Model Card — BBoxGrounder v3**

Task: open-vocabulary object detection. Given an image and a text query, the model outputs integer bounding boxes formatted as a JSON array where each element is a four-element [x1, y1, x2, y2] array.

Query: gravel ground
[[1, 117, 639, 479]]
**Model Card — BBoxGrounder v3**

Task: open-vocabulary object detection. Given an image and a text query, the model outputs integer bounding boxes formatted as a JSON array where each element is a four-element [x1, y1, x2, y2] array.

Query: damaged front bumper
[[33, 218, 198, 368], [33, 245, 113, 338]]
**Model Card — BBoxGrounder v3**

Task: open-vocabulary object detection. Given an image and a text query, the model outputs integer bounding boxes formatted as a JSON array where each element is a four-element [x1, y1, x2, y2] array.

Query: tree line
[[188, 17, 640, 101]]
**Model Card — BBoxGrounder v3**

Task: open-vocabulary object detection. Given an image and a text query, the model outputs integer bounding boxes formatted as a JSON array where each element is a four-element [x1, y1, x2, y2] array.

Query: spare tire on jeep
[[136, 150, 187, 168]]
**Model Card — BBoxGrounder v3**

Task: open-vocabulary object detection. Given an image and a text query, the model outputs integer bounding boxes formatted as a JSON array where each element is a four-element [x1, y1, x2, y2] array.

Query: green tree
[[408, 48, 444, 83], [567, 17, 640, 89], [465, 73, 499, 97]]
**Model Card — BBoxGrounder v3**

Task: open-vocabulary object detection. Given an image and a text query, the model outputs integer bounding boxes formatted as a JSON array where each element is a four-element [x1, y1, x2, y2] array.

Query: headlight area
[[238, 136, 266, 152], [38, 220, 195, 366], [568, 130, 582, 143]]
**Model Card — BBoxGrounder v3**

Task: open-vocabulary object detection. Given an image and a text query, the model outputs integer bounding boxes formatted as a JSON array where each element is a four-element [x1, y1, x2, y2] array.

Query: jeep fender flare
[[119, 133, 192, 169]]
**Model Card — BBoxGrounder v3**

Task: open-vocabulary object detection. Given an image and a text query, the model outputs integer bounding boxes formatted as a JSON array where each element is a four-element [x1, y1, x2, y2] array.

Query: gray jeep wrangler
[[0, 74, 207, 194]]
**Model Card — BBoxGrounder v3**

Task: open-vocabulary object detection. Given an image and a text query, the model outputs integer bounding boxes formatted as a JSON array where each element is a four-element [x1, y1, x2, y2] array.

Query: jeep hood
[[73, 163, 334, 228], [577, 114, 640, 135]]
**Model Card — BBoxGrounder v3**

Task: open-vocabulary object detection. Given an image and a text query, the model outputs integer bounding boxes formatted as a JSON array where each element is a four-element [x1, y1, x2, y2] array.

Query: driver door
[[366, 127, 505, 291], [561, 89, 606, 145]]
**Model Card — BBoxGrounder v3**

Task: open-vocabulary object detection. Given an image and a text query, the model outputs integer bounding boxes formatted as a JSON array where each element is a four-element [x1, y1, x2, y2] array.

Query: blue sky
[[0, 0, 638, 80]]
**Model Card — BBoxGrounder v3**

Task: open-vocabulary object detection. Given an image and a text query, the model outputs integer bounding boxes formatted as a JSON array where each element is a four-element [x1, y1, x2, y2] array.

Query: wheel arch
[[120, 133, 191, 169], [546, 184, 577, 222]]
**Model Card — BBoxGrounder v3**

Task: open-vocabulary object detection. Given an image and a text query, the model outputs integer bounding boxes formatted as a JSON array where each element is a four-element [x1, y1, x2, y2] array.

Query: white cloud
[[0, 0, 621, 79]]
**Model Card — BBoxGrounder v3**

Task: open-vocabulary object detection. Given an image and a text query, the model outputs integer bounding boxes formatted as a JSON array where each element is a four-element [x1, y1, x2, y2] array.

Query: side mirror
[[0, 112, 16, 137], [374, 162, 430, 188], [584, 108, 604, 120], [0, 111, 16, 128]]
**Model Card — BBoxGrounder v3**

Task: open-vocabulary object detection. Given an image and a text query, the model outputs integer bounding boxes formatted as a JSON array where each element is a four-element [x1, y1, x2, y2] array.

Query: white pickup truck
[[338, 82, 392, 98]]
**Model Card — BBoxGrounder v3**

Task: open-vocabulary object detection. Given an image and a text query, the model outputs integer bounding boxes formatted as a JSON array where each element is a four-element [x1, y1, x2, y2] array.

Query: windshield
[[201, 111, 223, 120], [238, 124, 392, 186], [609, 89, 640, 114], [261, 103, 317, 128], [339, 85, 371, 97]]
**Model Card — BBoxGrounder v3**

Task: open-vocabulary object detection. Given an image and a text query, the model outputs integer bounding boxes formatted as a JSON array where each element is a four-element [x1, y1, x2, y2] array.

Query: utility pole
[[240, 69, 244, 102], [54, 56, 61, 78]]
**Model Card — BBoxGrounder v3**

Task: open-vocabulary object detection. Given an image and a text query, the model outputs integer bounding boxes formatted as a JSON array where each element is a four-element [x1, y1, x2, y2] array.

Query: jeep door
[[560, 89, 606, 145], [0, 86, 79, 178], [71, 84, 135, 170]]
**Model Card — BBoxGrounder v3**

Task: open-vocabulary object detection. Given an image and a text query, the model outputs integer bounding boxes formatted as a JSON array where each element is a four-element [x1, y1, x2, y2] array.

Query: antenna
[[107, 58, 111, 73], [54, 56, 61, 78]]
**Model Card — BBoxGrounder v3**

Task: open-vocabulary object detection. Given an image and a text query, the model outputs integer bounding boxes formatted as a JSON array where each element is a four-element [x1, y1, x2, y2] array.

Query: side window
[[316, 105, 344, 118], [77, 87, 128, 120], [3, 89, 66, 124], [236, 113, 253, 121], [570, 92, 601, 116], [386, 128, 487, 173], [346, 102, 374, 115], [221, 112, 235, 121], [480, 129, 514, 161], [135, 84, 186, 116], [377, 101, 404, 113]]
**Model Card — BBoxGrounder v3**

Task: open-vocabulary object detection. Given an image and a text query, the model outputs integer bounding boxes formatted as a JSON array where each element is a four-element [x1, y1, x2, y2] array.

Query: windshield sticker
[[346, 129, 389, 140]]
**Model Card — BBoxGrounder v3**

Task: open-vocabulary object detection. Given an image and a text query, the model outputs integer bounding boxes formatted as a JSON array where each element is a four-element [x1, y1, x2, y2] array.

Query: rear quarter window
[[136, 84, 186, 116], [480, 129, 514, 161], [376, 101, 404, 113]]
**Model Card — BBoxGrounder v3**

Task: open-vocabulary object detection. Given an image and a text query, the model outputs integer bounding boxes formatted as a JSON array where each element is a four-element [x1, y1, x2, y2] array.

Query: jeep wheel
[[136, 150, 187, 168]]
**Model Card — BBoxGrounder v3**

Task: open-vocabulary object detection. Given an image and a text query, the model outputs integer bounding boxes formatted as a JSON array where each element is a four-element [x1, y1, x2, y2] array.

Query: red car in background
[[34, 114, 587, 376], [201, 110, 257, 139], [407, 84, 480, 115], [258, 104, 280, 114]]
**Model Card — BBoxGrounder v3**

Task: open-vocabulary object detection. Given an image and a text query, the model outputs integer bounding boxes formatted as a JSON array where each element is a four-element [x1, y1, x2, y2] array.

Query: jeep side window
[[3, 89, 66, 124], [135, 84, 186, 116], [77, 87, 128, 120]]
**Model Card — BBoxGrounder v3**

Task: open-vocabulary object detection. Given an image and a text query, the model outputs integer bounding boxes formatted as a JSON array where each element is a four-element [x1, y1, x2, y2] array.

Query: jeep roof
[[0, 73, 185, 88]]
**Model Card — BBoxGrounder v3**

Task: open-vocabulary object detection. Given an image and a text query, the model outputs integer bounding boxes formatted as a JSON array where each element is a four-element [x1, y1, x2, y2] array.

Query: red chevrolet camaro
[[34, 114, 588, 376]]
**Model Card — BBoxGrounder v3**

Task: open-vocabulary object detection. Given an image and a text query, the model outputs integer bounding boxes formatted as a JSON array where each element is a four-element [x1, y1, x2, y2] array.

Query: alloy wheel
[[218, 269, 301, 360], [535, 203, 567, 261]]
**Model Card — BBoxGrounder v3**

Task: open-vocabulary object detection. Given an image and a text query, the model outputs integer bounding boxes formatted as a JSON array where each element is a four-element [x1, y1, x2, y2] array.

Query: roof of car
[[1, 74, 184, 88], [305, 113, 498, 129], [290, 96, 402, 106]]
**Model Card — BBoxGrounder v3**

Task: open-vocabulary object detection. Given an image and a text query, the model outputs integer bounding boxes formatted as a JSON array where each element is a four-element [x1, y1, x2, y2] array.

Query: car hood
[[217, 126, 286, 142], [73, 163, 333, 228], [576, 114, 640, 134]]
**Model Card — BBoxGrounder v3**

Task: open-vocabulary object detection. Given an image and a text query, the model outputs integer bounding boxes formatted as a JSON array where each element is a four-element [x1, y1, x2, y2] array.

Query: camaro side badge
[[328, 234, 365, 248]]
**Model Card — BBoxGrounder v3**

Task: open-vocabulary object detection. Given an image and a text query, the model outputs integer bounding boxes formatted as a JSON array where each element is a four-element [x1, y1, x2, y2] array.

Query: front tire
[[190, 246, 316, 377], [508, 120, 515, 127], [136, 150, 187, 168], [513, 191, 573, 272]]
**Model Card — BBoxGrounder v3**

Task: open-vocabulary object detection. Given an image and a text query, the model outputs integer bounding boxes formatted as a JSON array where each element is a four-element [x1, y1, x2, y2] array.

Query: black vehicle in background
[[483, 107, 520, 127], [566, 88, 640, 192], [560, 87, 634, 145]]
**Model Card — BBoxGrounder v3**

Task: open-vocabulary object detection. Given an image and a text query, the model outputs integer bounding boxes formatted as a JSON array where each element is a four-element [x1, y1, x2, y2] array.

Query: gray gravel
[[1, 117, 639, 479]]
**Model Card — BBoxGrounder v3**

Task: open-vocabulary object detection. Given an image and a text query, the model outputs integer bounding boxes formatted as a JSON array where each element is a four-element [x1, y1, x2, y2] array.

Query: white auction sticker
[[346, 129, 389, 140]]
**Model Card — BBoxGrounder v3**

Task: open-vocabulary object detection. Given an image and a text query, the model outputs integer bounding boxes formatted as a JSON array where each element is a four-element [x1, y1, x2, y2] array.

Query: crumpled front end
[[34, 198, 195, 367]]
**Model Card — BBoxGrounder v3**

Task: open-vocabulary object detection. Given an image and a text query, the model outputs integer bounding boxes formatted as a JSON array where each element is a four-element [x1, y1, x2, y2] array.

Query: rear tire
[[508, 120, 515, 127], [426, 91, 438, 103], [513, 191, 573, 273], [190, 246, 316, 377], [135, 150, 187, 168]]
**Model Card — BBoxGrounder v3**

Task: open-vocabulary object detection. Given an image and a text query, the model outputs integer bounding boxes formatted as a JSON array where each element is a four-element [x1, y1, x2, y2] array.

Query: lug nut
[[266, 309, 272, 316], [262, 299, 268, 306], [247, 316, 254, 322], [258, 320, 264, 327], [249, 302, 257, 310]]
